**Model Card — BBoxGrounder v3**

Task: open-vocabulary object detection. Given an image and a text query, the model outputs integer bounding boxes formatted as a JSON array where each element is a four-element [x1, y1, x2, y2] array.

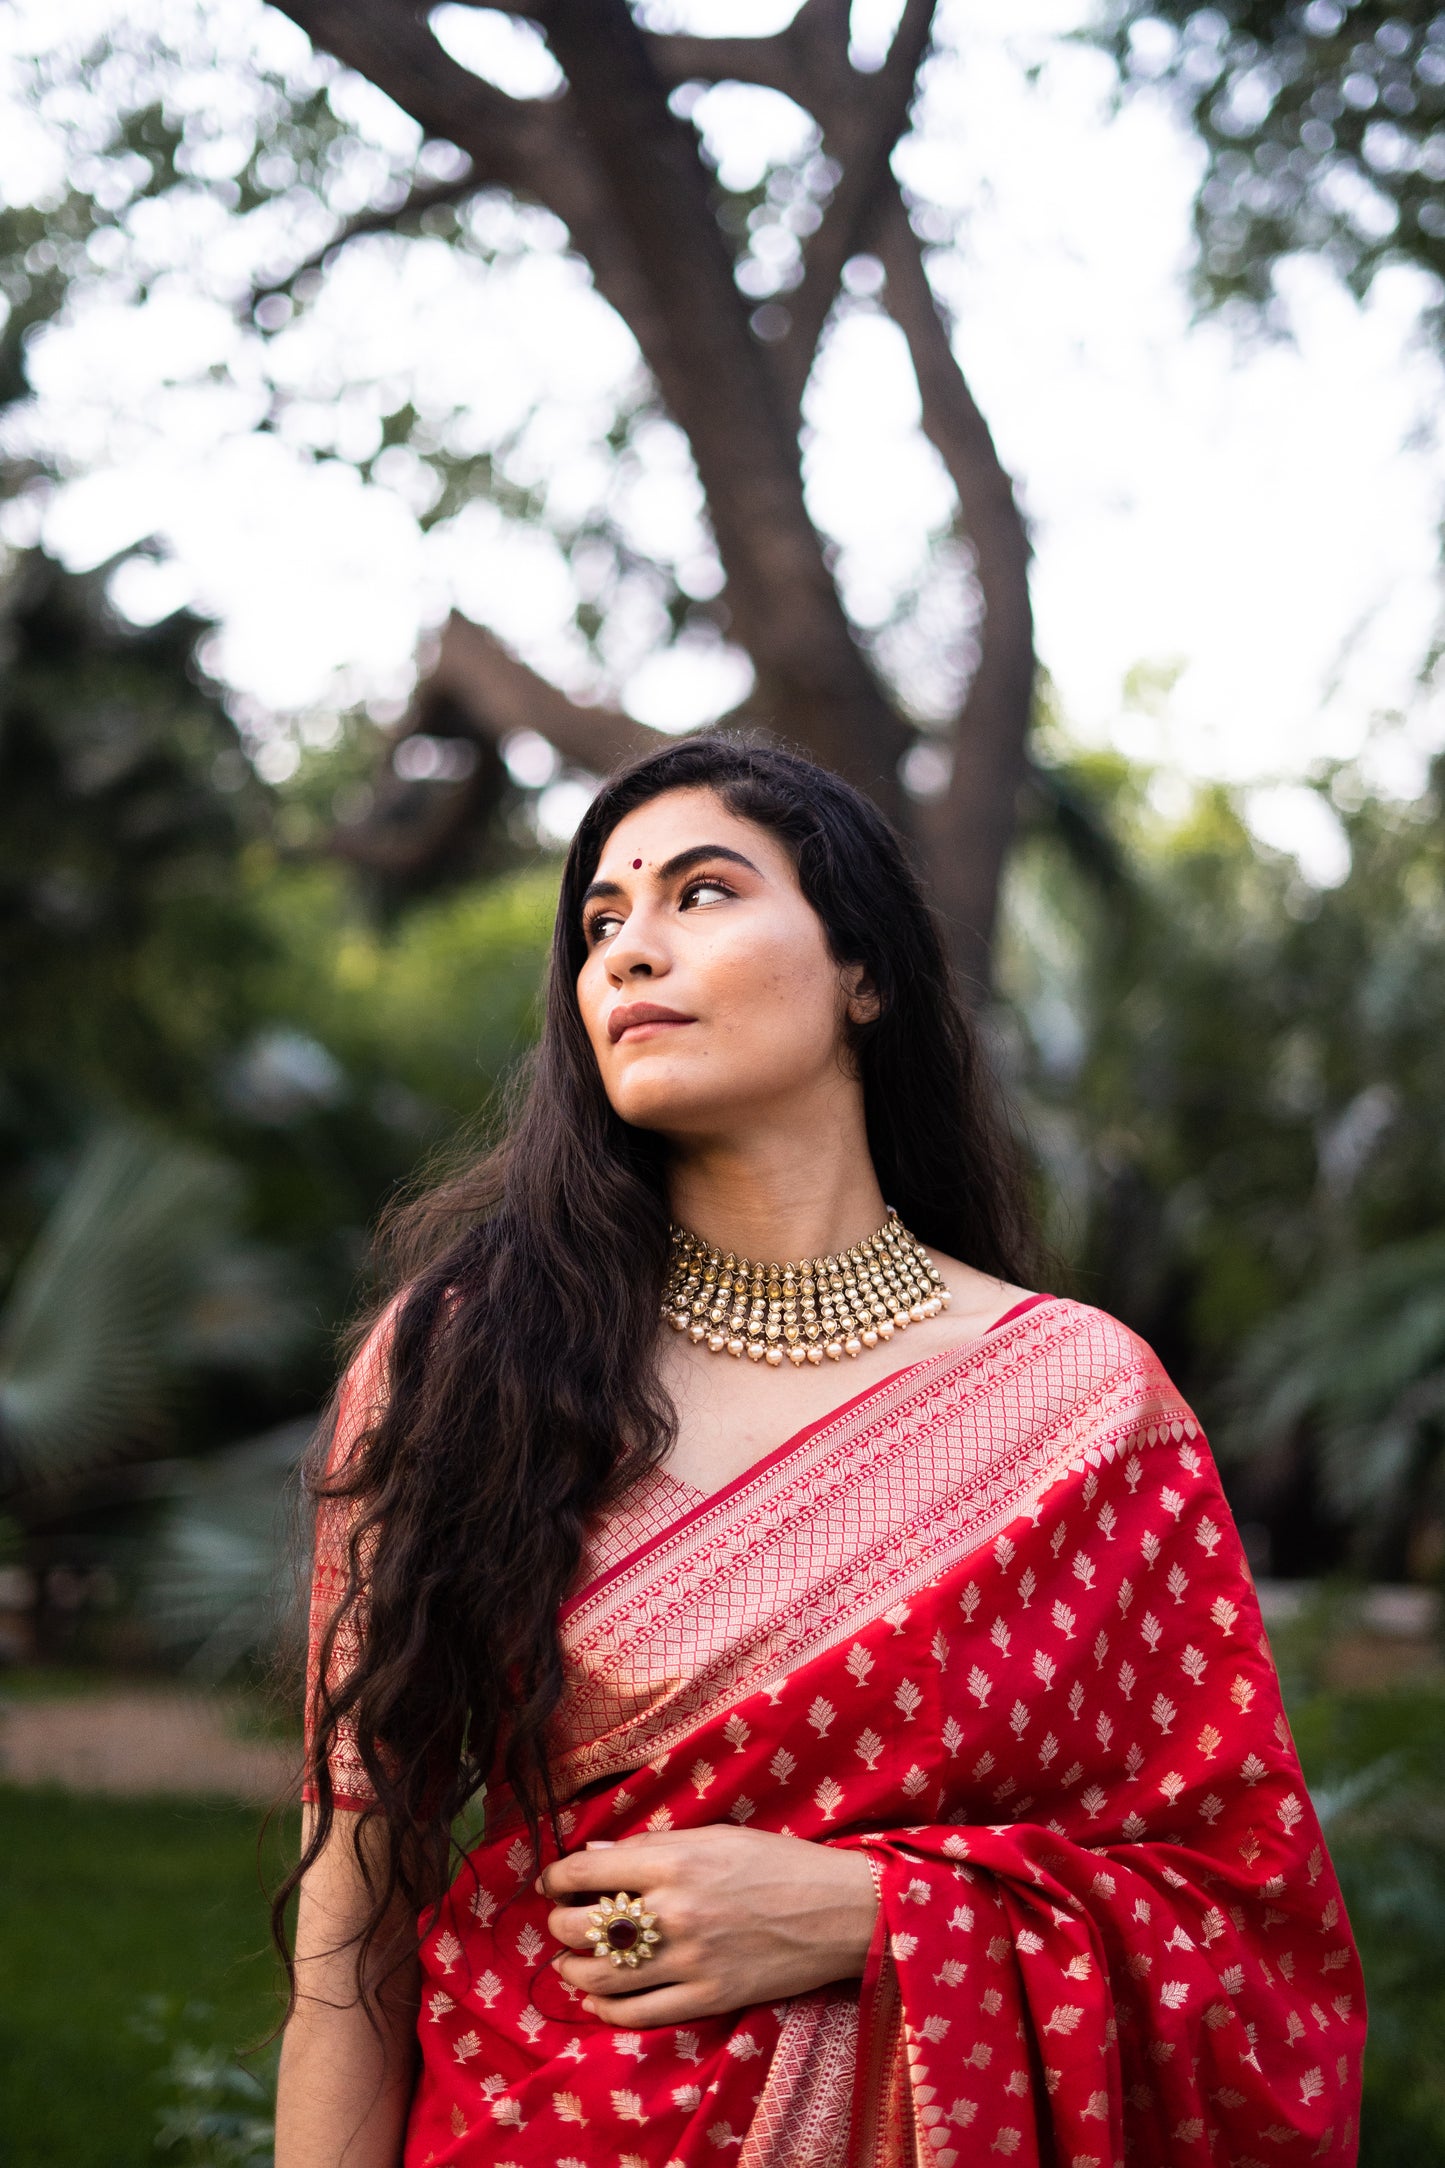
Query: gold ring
[[584, 1890, 661, 1969]]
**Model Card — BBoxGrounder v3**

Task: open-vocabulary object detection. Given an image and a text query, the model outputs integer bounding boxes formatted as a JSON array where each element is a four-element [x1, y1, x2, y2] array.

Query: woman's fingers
[[583, 1981, 721, 2028], [539, 1850, 659, 1902], [555, 1949, 688, 1996], [546, 1901, 599, 1950], [538, 1828, 690, 1903]]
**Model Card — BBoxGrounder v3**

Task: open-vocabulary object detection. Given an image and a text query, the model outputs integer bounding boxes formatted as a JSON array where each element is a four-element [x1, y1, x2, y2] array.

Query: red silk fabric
[[308, 1299, 1365, 2165]]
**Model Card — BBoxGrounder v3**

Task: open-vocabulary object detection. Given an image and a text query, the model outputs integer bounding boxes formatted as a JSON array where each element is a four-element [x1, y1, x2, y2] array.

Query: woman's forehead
[[594, 788, 785, 875]]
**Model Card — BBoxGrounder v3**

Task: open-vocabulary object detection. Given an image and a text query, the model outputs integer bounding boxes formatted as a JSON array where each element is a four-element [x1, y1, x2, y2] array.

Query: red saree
[[310, 1296, 1365, 2166]]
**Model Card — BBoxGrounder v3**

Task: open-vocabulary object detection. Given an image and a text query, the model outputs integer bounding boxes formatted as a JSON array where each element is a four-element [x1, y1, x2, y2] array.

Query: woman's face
[[575, 786, 864, 1139]]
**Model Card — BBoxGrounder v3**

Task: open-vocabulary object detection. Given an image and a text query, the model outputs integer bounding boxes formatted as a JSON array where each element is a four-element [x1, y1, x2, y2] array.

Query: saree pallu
[[373, 1298, 1364, 2165]]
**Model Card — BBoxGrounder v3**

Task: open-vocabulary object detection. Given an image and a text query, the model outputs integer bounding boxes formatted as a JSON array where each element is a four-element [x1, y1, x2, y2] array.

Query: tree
[[1005, 726, 1445, 1573], [265, 0, 1035, 991], [1102, 2, 1445, 324], [1228, 1230, 1445, 1571], [0, 554, 270, 1166]]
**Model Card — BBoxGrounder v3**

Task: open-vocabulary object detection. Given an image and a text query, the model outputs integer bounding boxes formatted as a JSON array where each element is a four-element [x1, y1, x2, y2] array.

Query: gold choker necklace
[[663, 1209, 949, 1367]]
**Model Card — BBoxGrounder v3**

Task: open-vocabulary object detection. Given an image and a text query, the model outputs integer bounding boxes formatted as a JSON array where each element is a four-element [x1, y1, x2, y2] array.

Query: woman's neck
[[666, 1121, 889, 1267]]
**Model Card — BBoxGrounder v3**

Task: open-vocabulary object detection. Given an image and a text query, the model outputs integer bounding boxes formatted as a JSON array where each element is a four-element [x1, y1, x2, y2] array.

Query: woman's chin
[[610, 1077, 750, 1138]]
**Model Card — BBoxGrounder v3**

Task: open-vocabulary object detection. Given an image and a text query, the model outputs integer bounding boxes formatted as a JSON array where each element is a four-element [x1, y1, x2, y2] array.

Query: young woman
[[277, 737, 1364, 2167]]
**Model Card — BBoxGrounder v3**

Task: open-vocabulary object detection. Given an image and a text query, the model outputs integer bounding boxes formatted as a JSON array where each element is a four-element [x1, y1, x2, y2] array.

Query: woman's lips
[[607, 1004, 695, 1044]]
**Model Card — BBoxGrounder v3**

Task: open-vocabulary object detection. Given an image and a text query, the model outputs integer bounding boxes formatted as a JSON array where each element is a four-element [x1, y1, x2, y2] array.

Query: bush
[[134, 1998, 276, 2168], [1290, 1684, 1445, 2161]]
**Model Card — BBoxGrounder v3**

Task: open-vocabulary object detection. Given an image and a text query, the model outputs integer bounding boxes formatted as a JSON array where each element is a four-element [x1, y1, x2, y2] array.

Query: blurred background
[[1, 0, 1443, 2160]]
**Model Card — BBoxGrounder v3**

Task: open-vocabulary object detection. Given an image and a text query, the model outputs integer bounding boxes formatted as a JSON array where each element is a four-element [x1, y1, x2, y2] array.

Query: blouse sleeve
[[302, 1304, 397, 1813]]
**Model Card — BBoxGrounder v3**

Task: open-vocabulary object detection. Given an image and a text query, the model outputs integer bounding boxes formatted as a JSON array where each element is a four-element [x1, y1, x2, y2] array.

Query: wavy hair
[[273, 734, 1037, 2001]]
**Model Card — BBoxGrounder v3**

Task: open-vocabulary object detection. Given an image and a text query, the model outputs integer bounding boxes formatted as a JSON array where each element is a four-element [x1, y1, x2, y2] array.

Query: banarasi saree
[[307, 1294, 1366, 2167]]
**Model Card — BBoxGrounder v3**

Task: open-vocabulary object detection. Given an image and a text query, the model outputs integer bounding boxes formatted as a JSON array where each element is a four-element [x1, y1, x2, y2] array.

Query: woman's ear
[[841, 961, 882, 1028]]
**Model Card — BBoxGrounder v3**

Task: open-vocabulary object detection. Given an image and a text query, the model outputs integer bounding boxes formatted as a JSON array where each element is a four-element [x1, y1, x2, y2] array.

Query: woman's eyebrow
[[581, 843, 759, 911], [655, 843, 760, 882]]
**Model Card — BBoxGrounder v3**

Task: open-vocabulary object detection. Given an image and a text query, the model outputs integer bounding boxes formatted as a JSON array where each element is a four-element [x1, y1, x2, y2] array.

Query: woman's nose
[[607, 912, 669, 984]]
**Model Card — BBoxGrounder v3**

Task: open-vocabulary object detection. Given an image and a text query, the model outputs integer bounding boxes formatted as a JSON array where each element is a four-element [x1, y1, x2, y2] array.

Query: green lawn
[[0, 1787, 292, 2168]]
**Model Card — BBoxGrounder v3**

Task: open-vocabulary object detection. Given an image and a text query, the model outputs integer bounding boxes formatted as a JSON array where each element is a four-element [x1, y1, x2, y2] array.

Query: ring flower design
[[584, 1891, 661, 1969]]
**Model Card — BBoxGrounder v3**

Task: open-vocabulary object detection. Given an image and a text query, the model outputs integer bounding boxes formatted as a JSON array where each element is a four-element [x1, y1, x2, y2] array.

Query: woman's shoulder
[[929, 1266, 1174, 1394], [1012, 1297, 1216, 1501], [983, 1292, 1197, 1434], [328, 1291, 407, 1472], [1025, 1290, 1167, 1361]]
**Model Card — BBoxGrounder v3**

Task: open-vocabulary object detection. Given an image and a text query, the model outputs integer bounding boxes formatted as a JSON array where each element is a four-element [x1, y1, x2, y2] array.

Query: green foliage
[[0, 531, 554, 1648], [244, 855, 556, 1123], [1291, 1685, 1445, 2160], [0, 552, 276, 1177], [1100, 3, 1445, 324], [139, 1421, 313, 1684], [141, 2002, 277, 2168], [1001, 739, 1445, 1565], [1227, 1233, 1445, 1542], [0, 1125, 267, 1487], [209, 852, 555, 1315]]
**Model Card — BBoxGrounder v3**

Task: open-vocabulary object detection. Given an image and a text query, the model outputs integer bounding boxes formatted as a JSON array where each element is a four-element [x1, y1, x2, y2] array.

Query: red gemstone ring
[[584, 1891, 662, 1969]]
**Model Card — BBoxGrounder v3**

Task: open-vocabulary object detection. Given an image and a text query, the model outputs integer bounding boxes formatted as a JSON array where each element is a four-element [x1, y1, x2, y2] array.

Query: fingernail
[[585, 1840, 616, 1850], [534, 1877, 543, 1893]]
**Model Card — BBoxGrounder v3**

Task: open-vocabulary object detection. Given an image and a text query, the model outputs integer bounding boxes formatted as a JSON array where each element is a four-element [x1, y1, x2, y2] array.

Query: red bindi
[[632, 858, 642, 869]]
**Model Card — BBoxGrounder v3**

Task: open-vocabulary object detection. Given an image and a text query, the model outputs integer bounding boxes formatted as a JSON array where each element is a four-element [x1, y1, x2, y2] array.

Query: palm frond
[[141, 1420, 313, 1683], [0, 1127, 239, 1488], [1227, 1233, 1445, 1522]]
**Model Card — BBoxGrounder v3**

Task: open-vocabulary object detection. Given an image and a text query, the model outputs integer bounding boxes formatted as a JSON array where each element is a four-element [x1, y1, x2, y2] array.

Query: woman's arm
[[275, 1810, 420, 2168]]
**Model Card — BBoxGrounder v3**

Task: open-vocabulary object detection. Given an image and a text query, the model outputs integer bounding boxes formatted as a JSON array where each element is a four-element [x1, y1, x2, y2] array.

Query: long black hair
[[274, 734, 1036, 1999]]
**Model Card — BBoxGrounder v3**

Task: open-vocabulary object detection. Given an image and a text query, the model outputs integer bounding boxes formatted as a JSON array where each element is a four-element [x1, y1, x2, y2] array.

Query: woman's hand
[[539, 1826, 878, 2028]]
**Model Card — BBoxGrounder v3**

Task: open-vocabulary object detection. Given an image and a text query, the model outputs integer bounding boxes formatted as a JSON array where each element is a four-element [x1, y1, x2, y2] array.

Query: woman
[[277, 737, 1364, 2167]]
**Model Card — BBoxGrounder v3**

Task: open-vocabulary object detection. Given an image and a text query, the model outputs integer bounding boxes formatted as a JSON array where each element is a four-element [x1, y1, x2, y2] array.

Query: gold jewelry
[[663, 1208, 950, 1367], [585, 1891, 661, 1969]]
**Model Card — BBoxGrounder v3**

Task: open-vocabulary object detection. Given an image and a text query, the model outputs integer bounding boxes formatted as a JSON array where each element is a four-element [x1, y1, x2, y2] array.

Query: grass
[[0, 1787, 294, 2168]]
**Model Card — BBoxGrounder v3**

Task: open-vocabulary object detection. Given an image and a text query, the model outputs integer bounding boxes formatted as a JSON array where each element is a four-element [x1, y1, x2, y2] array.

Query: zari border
[[851, 1932, 914, 2168], [566, 1298, 1055, 1618], [735, 1990, 858, 2168], [552, 1302, 1196, 1794]]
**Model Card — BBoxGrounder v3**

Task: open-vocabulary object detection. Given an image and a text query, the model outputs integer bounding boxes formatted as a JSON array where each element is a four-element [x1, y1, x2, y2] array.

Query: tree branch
[[872, 186, 1034, 992], [643, 0, 852, 100], [428, 612, 659, 774], [273, 1, 677, 372], [644, 33, 800, 99], [771, 0, 938, 412], [328, 618, 666, 883], [251, 171, 479, 305], [275, 2, 546, 180]]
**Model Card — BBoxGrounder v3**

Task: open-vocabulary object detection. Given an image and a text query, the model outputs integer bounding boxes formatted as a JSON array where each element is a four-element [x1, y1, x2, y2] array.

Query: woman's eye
[[586, 912, 623, 943], [680, 878, 733, 910]]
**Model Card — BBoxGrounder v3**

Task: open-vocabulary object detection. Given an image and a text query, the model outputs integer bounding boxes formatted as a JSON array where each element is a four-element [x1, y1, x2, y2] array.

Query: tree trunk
[[872, 191, 1035, 995]]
